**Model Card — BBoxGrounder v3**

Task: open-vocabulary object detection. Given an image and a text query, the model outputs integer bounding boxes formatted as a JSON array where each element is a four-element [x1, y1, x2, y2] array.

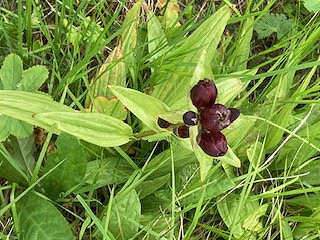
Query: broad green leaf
[[162, 0, 180, 29], [88, 96, 127, 121], [121, 0, 141, 70], [135, 175, 170, 199], [179, 168, 235, 205], [110, 85, 170, 131], [303, 0, 320, 12], [189, 49, 214, 87], [147, 12, 169, 61], [298, 161, 320, 185], [272, 121, 320, 170], [218, 147, 241, 168], [0, 148, 28, 185], [108, 189, 141, 240], [0, 53, 23, 90], [230, 17, 254, 71], [293, 207, 320, 239], [247, 141, 265, 168], [17, 192, 75, 240], [19, 65, 49, 92], [217, 194, 262, 239], [286, 194, 320, 210], [242, 204, 268, 232], [215, 78, 242, 104], [152, 5, 232, 107], [84, 157, 133, 189], [34, 112, 133, 147], [281, 220, 293, 240], [42, 133, 87, 199], [88, 45, 126, 100], [0, 115, 11, 141], [189, 125, 213, 181], [11, 136, 35, 176], [144, 144, 197, 178], [0, 91, 133, 147], [170, 49, 213, 111], [223, 114, 256, 148], [158, 110, 185, 124], [10, 118, 33, 138], [266, 61, 319, 150]]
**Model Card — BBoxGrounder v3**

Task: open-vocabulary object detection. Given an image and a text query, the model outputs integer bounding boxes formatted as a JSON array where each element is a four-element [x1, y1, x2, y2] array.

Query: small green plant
[[254, 13, 295, 40]]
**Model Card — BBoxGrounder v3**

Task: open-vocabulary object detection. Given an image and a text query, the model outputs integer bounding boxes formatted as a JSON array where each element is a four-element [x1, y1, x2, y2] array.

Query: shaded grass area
[[0, 0, 320, 239]]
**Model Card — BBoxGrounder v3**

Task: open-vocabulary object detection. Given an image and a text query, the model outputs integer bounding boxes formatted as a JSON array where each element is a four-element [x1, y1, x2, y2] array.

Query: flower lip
[[199, 104, 231, 132], [190, 79, 217, 109], [229, 108, 240, 123], [157, 117, 171, 128], [174, 124, 190, 138], [198, 131, 228, 157], [183, 111, 199, 126]]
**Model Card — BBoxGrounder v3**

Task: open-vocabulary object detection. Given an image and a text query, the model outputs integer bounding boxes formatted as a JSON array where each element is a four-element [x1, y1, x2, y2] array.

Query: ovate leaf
[[34, 112, 133, 147], [17, 192, 75, 240], [110, 85, 170, 131], [0, 91, 133, 147], [42, 133, 87, 199], [19, 65, 49, 92], [0, 53, 23, 90], [108, 189, 141, 240], [254, 13, 295, 40]]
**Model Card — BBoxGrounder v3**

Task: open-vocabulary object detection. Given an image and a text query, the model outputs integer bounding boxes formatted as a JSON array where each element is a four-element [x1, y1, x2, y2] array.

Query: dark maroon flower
[[198, 131, 228, 157], [199, 104, 231, 132], [174, 125, 190, 138], [190, 79, 217, 109], [158, 118, 170, 128], [183, 111, 199, 126], [229, 108, 240, 123]]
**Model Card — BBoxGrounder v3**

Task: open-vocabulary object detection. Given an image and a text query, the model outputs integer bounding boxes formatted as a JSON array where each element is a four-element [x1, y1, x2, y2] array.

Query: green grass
[[1, 0, 320, 239]]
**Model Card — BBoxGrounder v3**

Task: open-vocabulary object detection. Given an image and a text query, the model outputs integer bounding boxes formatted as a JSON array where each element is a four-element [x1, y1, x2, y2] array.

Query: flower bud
[[157, 118, 170, 128], [190, 79, 217, 109], [183, 111, 199, 126], [173, 124, 190, 138], [198, 131, 228, 157], [199, 104, 231, 132]]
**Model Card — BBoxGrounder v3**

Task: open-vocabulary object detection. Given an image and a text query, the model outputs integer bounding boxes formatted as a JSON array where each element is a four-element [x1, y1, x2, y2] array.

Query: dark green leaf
[[84, 157, 133, 189], [42, 133, 87, 199], [108, 189, 141, 240], [19, 65, 49, 92], [254, 13, 295, 40], [17, 192, 75, 240], [0, 53, 23, 90]]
